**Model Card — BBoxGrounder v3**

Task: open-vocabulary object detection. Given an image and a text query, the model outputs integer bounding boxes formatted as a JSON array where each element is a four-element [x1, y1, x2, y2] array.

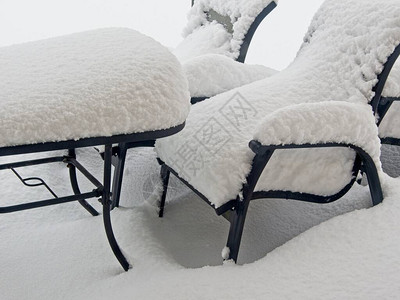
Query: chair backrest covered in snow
[[291, 0, 400, 109], [174, 0, 278, 62]]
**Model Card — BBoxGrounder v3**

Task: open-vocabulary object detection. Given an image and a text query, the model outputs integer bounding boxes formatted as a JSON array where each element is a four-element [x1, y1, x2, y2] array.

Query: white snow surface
[[183, 54, 277, 97], [0, 28, 190, 147], [254, 102, 380, 159], [156, 0, 400, 208], [175, 0, 277, 61]]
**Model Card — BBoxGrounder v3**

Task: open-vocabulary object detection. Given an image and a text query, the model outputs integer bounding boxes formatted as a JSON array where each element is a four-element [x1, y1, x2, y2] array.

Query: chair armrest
[[252, 101, 380, 158]]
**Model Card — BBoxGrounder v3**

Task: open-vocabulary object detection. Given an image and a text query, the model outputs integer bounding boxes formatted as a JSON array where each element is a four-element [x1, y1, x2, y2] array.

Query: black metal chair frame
[[157, 44, 400, 263], [0, 123, 185, 271], [375, 46, 400, 146], [190, 1, 277, 105]]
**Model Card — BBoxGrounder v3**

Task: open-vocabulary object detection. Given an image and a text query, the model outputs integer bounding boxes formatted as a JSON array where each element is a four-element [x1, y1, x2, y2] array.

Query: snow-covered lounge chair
[[176, 0, 278, 104], [156, 0, 400, 263], [0, 28, 190, 271]]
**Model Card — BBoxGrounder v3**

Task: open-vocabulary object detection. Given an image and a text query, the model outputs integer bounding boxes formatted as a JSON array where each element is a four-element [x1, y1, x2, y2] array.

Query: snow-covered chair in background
[[176, 0, 278, 104], [156, 0, 400, 263], [0, 28, 190, 271]]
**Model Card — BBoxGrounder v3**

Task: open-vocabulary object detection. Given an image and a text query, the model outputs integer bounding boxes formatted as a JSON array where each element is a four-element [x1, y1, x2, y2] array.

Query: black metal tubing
[[158, 164, 170, 218], [110, 143, 128, 209], [0, 190, 100, 214], [66, 155, 102, 189], [102, 144, 130, 271], [67, 149, 99, 216], [11, 168, 59, 199], [0, 123, 185, 157], [381, 137, 400, 146], [248, 141, 383, 204], [0, 156, 64, 170], [372, 43, 400, 118], [191, 96, 208, 105], [237, 1, 277, 63]]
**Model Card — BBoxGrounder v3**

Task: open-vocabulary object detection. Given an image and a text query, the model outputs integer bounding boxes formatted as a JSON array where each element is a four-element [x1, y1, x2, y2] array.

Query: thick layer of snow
[[254, 102, 380, 161], [183, 54, 277, 97], [175, 0, 277, 61], [156, 0, 400, 208], [0, 28, 190, 147]]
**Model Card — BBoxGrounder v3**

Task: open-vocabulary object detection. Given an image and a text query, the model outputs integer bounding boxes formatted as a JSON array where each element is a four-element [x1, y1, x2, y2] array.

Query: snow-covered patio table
[[0, 28, 190, 270]]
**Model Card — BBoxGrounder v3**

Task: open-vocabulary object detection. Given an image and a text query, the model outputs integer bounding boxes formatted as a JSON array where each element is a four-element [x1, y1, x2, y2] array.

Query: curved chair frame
[[190, 0, 277, 62], [374, 45, 400, 146]]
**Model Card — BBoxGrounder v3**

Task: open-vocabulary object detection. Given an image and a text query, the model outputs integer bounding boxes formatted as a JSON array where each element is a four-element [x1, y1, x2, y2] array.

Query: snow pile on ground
[[0, 147, 399, 299], [0, 28, 190, 147]]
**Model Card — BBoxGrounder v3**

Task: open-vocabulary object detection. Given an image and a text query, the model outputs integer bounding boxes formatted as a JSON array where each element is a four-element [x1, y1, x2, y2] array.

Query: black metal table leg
[[67, 149, 99, 216], [102, 144, 130, 271], [111, 143, 128, 209]]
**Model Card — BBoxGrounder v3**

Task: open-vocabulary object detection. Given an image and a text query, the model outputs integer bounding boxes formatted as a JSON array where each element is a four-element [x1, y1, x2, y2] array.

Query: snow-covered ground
[[1, 147, 400, 299], [0, 1, 400, 299]]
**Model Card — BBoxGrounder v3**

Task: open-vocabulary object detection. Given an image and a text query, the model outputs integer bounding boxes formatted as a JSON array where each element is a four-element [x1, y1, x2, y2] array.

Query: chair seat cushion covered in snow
[[0, 28, 190, 147], [183, 53, 277, 98], [175, 0, 278, 99], [156, 0, 400, 208]]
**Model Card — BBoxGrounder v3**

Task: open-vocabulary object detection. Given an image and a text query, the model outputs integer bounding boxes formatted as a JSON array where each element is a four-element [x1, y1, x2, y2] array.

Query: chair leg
[[111, 144, 128, 209], [362, 158, 384, 206], [356, 149, 384, 206], [102, 144, 130, 271], [67, 149, 99, 216], [159, 164, 170, 218], [225, 201, 250, 262]]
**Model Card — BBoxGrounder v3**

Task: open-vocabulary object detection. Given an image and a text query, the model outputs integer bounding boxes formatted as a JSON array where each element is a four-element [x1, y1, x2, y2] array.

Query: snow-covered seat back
[[174, 0, 278, 63], [290, 0, 400, 107]]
